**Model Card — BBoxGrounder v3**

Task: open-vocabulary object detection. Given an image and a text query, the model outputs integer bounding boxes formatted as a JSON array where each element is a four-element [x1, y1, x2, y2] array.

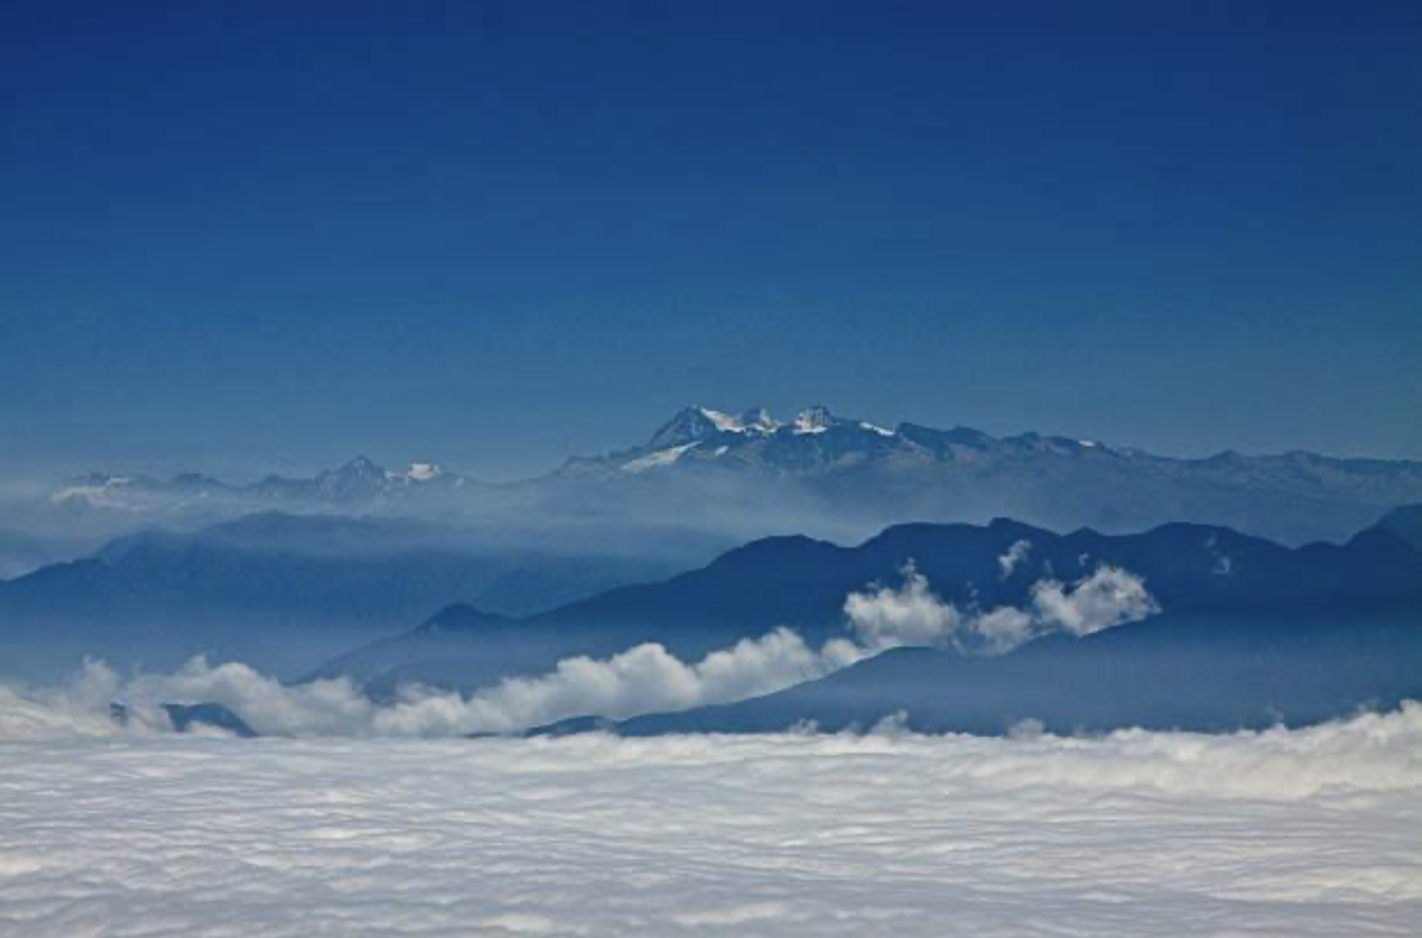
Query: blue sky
[[2, 1, 1419, 479]]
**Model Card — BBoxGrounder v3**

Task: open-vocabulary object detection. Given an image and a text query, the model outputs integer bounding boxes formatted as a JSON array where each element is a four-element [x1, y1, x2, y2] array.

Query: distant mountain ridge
[[50, 455, 472, 513], [552, 405, 1422, 545], [37, 406, 1422, 546], [0, 513, 689, 681], [594, 605, 1422, 737], [560, 405, 1092, 477], [317, 511, 1422, 698], [528, 512, 1422, 736]]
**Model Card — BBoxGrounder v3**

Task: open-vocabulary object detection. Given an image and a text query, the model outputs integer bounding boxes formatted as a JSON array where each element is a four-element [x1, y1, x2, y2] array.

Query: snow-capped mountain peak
[[405, 462, 442, 482], [647, 406, 779, 448], [699, 408, 745, 433], [737, 407, 782, 435], [793, 406, 836, 435]]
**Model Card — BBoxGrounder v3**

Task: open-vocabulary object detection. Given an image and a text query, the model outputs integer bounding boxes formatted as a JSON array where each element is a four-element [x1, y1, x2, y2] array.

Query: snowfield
[[2, 708, 1420, 937]]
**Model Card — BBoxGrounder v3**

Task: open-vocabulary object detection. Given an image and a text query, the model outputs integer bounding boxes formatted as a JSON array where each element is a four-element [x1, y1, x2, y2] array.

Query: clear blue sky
[[2, 1, 1419, 480]]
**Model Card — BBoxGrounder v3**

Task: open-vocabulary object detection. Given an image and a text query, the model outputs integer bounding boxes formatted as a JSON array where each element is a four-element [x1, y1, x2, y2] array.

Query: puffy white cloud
[[0, 706, 1418, 937], [0, 629, 870, 740], [970, 605, 1037, 652], [0, 673, 118, 741], [841, 562, 960, 650], [1030, 566, 1160, 637], [371, 628, 866, 737], [844, 563, 1160, 655]]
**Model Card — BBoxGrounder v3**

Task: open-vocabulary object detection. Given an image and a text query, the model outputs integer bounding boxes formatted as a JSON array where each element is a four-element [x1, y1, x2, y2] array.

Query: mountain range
[[317, 508, 1422, 720], [47, 456, 471, 516], [25, 406, 1422, 548], [595, 605, 1422, 736], [8, 498, 1415, 735], [549, 508, 1422, 735], [0, 512, 691, 681]]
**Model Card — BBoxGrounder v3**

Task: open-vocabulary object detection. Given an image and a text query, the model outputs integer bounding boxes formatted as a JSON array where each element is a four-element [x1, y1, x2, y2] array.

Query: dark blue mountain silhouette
[[1376, 504, 1422, 551], [594, 608, 1421, 736], [322, 511, 1422, 703], [162, 702, 258, 738], [0, 513, 683, 681]]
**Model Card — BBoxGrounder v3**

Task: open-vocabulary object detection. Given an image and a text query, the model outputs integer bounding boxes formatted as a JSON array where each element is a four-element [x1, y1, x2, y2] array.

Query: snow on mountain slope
[[27, 407, 1422, 546], [622, 442, 700, 473]]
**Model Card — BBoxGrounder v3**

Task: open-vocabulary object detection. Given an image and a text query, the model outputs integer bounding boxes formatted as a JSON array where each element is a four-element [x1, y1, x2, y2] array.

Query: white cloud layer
[[0, 629, 868, 740], [1, 707, 1419, 937]]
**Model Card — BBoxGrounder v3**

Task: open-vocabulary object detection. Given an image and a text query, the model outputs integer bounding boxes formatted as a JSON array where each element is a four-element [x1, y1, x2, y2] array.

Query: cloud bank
[[1, 707, 1419, 937], [0, 630, 867, 740], [0, 563, 1159, 739]]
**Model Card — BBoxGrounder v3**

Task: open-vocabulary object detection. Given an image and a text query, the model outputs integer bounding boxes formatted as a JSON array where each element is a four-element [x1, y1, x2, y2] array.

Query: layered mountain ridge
[[21, 405, 1422, 548], [316, 510, 1422, 701], [0, 512, 689, 681]]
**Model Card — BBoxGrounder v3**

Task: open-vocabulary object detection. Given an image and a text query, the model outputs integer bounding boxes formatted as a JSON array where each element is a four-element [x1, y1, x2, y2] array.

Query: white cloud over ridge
[[842, 562, 1159, 655], [0, 563, 1159, 740], [1, 707, 1419, 937], [0, 630, 868, 740], [998, 538, 1032, 578], [842, 562, 962, 651], [1032, 565, 1160, 636]]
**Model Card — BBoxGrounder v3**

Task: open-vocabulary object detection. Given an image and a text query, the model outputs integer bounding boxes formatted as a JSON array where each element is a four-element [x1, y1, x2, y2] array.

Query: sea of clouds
[[1, 554, 1417, 936], [1, 707, 1420, 937]]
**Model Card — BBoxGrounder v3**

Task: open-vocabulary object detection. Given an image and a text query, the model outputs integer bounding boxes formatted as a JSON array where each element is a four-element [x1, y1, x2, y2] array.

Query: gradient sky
[[2, 1, 1419, 480]]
